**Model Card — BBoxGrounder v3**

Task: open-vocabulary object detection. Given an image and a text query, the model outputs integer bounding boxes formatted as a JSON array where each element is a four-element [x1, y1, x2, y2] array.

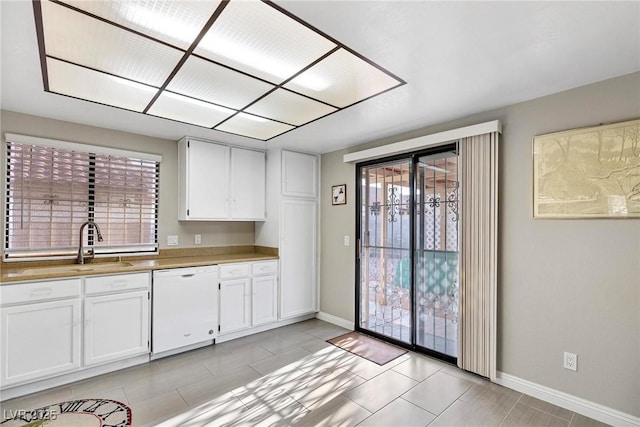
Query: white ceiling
[[2, 1, 639, 154]]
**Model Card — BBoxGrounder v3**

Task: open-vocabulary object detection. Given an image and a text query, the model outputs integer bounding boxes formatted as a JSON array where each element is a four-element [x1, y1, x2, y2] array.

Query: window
[[4, 134, 160, 261]]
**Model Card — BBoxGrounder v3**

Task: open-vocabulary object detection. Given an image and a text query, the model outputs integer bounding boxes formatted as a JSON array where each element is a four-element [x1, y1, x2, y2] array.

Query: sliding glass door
[[357, 146, 459, 361], [358, 159, 412, 343], [415, 151, 459, 358]]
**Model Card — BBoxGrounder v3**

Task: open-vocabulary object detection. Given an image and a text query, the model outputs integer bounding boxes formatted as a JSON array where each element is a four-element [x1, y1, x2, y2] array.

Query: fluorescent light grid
[[148, 92, 236, 128], [216, 113, 294, 140], [61, 0, 222, 50], [42, 0, 183, 87], [167, 56, 275, 110], [285, 48, 403, 108], [36, 0, 405, 140], [195, 0, 336, 84], [245, 89, 337, 126], [46, 58, 157, 112]]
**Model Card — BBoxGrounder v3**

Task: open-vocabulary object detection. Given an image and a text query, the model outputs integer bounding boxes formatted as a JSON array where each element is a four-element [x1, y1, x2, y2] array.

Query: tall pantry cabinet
[[256, 150, 319, 320]]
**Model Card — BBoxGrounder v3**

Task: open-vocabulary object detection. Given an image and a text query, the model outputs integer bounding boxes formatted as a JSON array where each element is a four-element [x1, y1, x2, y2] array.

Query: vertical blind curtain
[[458, 132, 499, 380], [5, 141, 159, 260]]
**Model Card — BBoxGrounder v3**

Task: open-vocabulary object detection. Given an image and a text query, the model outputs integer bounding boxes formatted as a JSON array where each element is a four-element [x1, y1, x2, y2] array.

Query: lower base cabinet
[[219, 278, 251, 334], [1, 298, 82, 386], [0, 273, 150, 390], [84, 290, 149, 366], [219, 261, 278, 335], [252, 275, 277, 326]]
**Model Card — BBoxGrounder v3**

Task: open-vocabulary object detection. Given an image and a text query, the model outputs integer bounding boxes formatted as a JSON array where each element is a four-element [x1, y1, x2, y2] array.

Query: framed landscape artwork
[[533, 119, 640, 218]]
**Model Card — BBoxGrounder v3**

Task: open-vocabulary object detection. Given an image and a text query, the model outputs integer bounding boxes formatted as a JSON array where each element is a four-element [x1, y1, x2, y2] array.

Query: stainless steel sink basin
[[21, 262, 134, 275]]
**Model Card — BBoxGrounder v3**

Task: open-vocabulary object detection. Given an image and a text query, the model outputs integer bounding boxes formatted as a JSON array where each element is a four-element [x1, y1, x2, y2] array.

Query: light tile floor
[[1, 319, 609, 426]]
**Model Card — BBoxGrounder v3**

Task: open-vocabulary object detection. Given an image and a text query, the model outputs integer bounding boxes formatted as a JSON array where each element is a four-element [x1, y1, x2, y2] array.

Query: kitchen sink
[[21, 262, 134, 275]]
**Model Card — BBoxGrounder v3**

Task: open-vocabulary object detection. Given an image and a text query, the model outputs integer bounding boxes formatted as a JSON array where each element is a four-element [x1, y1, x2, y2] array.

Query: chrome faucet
[[77, 221, 104, 264]]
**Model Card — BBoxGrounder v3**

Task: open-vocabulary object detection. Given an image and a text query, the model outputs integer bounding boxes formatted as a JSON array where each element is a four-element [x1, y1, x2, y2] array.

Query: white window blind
[[5, 138, 159, 260]]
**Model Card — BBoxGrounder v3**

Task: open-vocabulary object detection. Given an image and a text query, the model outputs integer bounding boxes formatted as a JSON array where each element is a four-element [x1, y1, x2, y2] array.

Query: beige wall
[[320, 72, 640, 416], [0, 110, 255, 252]]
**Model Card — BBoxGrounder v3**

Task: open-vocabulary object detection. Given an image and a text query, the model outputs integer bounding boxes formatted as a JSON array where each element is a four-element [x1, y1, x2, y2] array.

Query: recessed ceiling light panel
[[42, 0, 183, 87], [167, 56, 275, 110], [47, 58, 157, 112], [195, 0, 336, 84], [285, 48, 403, 108], [148, 92, 236, 128], [34, 0, 405, 140], [246, 89, 337, 126], [216, 113, 294, 140], [60, 0, 223, 50]]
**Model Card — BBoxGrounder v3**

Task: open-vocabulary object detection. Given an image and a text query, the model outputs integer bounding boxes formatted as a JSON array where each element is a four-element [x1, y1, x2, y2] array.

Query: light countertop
[[0, 247, 278, 284]]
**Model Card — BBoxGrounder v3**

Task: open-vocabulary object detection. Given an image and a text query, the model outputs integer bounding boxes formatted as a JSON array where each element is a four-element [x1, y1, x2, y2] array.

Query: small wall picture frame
[[331, 184, 347, 205]]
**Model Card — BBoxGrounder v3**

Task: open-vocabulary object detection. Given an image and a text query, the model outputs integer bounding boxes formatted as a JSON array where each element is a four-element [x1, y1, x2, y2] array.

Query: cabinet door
[[84, 290, 149, 366], [230, 147, 266, 220], [282, 150, 318, 198], [185, 140, 229, 219], [252, 275, 277, 326], [219, 278, 251, 334], [280, 199, 317, 319], [1, 299, 81, 386]]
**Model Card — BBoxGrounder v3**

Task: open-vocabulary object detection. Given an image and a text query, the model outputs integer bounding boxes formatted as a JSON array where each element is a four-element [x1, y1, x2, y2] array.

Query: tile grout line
[[497, 398, 520, 427], [518, 396, 574, 423]]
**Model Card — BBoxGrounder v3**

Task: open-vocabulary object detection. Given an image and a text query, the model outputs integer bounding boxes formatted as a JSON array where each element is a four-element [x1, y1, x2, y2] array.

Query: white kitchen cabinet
[[230, 147, 266, 220], [178, 137, 265, 221], [256, 149, 319, 321], [251, 261, 278, 326], [84, 291, 149, 366], [219, 277, 251, 334], [0, 279, 82, 386], [83, 273, 150, 366], [178, 138, 229, 220], [152, 266, 218, 354], [218, 261, 278, 334], [282, 149, 318, 198], [280, 199, 318, 319]]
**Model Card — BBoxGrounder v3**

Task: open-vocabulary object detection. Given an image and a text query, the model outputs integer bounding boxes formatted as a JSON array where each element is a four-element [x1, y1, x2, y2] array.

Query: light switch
[[344, 235, 350, 246], [167, 235, 179, 246]]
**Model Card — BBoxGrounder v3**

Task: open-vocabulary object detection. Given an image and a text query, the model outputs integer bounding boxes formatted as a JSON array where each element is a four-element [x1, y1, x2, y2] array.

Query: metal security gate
[[356, 145, 459, 361]]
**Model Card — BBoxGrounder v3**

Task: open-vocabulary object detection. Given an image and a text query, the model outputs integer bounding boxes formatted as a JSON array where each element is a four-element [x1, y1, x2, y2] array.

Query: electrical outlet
[[167, 235, 179, 246], [344, 235, 350, 246], [564, 352, 577, 371], [195, 234, 202, 245]]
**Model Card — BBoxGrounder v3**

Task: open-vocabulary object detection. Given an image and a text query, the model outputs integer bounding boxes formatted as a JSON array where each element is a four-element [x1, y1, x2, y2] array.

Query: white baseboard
[[316, 311, 354, 330], [216, 313, 316, 343], [151, 340, 214, 361], [495, 371, 640, 427], [0, 355, 149, 401]]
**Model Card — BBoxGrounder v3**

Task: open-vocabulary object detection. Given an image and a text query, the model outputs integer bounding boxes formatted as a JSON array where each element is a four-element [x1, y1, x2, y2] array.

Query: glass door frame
[[355, 143, 458, 365]]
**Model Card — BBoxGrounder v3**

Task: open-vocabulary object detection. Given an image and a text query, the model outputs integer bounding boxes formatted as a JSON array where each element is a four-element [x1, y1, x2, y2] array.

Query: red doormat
[[327, 331, 408, 365]]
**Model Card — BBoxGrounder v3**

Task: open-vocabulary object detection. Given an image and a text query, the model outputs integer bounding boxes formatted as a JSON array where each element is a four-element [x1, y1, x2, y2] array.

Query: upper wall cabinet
[[282, 150, 318, 198], [178, 138, 266, 221]]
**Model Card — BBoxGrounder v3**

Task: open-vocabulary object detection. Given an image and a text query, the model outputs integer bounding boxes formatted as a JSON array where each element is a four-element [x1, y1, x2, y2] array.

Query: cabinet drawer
[[0, 279, 81, 305], [85, 272, 150, 295], [252, 261, 278, 276], [219, 263, 251, 279]]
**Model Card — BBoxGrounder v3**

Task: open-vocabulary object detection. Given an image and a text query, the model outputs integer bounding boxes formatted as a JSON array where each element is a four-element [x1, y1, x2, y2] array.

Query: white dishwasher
[[152, 265, 218, 354]]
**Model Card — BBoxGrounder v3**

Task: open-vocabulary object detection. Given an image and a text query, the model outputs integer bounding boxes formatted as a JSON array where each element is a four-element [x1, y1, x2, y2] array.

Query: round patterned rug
[[1, 399, 132, 427]]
